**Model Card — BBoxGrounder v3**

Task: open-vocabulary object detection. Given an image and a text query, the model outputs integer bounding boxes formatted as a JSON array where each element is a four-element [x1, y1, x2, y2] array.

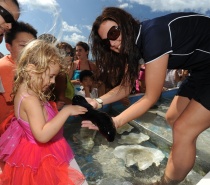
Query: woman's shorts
[[177, 69, 210, 110]]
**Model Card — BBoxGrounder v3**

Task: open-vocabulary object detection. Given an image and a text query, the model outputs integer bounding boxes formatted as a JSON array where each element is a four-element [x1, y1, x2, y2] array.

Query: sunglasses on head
[[0, 5, 15, 23], [101, 26, 120, 49]]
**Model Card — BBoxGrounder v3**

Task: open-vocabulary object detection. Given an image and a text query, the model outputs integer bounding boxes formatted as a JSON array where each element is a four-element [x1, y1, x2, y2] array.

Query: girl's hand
[[67, 105, 87, 116]]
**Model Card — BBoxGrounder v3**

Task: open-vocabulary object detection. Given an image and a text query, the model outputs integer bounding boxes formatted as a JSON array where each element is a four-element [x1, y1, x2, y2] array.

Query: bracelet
[[94, 98, 103, 109]]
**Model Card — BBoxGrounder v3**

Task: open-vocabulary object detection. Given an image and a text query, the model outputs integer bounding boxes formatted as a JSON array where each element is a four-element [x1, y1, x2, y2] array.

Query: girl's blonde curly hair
[[12, 39, 65, 102]]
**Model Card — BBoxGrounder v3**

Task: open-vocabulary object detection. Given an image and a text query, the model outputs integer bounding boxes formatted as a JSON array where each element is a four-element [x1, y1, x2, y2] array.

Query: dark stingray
[[72, 95, 116, 142]]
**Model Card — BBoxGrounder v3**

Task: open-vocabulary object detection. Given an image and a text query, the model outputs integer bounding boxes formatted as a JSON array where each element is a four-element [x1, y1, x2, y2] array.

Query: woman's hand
[[85, 97, 98, 109], [112, 116, 121, 128], [81, 120, 99, 130], [81, 116, 121, 130]]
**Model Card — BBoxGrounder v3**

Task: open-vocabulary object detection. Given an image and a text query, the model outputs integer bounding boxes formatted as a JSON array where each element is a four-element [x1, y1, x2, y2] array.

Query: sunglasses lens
[[107, 26, 120, 40], [100, 26, 120, 50], [0, 6, 15, 23]]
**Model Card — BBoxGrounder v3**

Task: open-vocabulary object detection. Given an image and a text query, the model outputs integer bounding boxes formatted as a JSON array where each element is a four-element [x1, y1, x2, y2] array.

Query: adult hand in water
[[81, 116, 120, 130], [72, 95, 116, 142], [81, 120, 99, 130]]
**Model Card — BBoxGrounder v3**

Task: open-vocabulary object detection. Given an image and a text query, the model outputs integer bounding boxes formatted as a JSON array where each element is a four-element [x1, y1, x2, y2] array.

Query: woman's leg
[[165, 99, 210, 181], [165, 95, 190, 127]]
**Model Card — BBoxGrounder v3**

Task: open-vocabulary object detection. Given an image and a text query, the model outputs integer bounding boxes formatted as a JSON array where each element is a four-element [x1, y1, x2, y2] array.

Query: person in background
[[0, 34, 4, 57], [0, 39, 87, 184], [82, 7, 210, 184], [38, 33, 57, 44], [176, 69, 190, 87], [0, 21, 37, 127], [135, 63, 146, 93], [75, 69, 98, 150], [76, 70, 98, 98], [70, 41, 97, 95], [54, 41, 75, 110], [0, 0, 20, 112], [162, 69, 178, 91], [0, 0, 20, 36]]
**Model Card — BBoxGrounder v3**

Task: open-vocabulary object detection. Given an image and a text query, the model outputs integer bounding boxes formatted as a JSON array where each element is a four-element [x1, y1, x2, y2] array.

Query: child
[[75, 70, 98, 150], [0, 40, 87, 185], [76, 70, 98, 98], [70, 42, 97, 95], [0, 21, 37, 125]]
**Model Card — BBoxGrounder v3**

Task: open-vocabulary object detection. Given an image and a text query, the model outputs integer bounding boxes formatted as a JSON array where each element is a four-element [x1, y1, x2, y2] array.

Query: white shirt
[[76, 86, 98, 98]]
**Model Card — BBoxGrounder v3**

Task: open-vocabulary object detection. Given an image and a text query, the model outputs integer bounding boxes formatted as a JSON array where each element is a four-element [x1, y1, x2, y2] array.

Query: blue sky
[[1, 0, 210, 55]]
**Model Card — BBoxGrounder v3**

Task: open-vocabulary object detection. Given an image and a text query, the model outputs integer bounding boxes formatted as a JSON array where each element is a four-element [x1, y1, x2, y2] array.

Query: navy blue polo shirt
[[135, 12, 210, 71]]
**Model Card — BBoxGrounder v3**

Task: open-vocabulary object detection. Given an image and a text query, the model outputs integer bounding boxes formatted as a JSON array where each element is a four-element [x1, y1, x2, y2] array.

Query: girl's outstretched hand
[[68, 105, 88, 116]]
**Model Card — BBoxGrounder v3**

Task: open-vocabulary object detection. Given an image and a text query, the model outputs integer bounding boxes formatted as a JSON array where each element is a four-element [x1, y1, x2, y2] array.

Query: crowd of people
[[0, 1, 210, 185], [133, 60, 190, 94]]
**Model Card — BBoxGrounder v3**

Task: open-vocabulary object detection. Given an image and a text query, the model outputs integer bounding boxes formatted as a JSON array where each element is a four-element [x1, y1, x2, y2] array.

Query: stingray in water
[[72, 95, 116, 142]]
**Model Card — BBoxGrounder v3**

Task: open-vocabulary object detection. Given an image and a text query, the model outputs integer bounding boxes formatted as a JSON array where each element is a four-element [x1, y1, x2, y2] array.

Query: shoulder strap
[[77, 60, 81, 70], [17, 96, 26, 119]]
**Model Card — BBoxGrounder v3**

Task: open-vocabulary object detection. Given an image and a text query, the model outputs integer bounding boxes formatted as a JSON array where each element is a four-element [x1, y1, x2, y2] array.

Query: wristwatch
[[94, 98, 103, 109]]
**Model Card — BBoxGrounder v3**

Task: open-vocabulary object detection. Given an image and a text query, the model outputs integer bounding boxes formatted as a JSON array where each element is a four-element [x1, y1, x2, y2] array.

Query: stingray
[[72, 95, 116, 142]]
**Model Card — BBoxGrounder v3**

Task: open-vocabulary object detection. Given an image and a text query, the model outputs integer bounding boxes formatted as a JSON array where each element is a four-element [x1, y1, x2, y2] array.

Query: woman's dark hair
[[76, 41, 89, 58], [89, 7, 141, 90], [76, 41, 89, 52]]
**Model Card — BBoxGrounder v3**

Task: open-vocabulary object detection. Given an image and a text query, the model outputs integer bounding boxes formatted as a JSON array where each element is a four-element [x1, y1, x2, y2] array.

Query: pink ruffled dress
[[0, 97, 85, 185]]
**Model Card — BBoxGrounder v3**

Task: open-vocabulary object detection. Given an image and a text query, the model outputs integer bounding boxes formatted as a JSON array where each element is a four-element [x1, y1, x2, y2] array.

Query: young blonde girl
[[0, 39, 87, 185]]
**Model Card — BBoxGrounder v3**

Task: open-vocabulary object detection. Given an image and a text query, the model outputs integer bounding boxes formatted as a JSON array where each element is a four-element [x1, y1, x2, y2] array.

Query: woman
[[0, 0, 20, 35], [70, 41, 97, 94], [82, 7, 210, 184]]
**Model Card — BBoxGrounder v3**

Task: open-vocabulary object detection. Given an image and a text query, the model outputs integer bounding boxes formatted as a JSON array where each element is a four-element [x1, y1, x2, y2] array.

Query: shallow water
[[63, 95, 207, 185], [64, 119, 168, 185]]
